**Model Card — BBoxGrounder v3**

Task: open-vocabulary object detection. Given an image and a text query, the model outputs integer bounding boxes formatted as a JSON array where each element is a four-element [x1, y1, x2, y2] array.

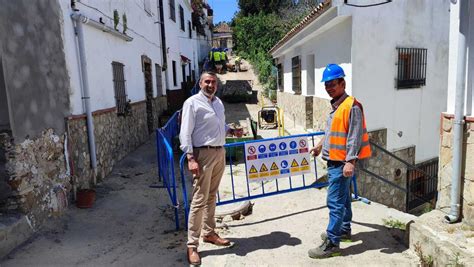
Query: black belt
[[194, 146, 223, 149]]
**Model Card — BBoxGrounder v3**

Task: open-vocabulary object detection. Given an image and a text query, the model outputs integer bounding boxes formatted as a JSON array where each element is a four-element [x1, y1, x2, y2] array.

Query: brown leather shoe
[[187, 247, 201, 265], [203, 232, 231, 246]]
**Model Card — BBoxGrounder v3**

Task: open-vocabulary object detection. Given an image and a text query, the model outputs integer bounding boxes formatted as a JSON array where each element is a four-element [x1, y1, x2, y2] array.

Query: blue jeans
[[326, 161, 352, 245]]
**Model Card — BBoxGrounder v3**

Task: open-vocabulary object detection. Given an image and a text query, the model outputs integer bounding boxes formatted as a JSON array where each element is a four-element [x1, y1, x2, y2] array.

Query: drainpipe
[[71, 12, 98, 185], [446, 0, 469, 223]]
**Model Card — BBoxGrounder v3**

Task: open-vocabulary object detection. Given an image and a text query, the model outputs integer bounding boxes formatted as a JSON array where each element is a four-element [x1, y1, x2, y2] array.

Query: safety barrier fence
[[179, 132, 363, 229], [153, 111, 180, 230]]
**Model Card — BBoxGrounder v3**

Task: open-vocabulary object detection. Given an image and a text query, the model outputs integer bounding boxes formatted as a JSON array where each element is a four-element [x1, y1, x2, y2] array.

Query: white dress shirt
[[179, 91, 227, 154]]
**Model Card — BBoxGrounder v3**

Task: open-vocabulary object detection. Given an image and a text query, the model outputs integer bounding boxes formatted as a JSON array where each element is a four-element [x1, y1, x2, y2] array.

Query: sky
[[209, 0, 239, 23]]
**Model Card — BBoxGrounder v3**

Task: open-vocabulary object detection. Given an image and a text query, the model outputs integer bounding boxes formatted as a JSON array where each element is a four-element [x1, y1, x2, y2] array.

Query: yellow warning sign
[[249, 174, 259, 179], [301, 166, 310, 171], [249, 165, 258, 174], [291, 159, 299, 167], [270, 162, 279, 170], [270, 170, 279, 176], [259, 172, 269, 177], [260, 163, 268, 172], [301, 158, 309, 166]]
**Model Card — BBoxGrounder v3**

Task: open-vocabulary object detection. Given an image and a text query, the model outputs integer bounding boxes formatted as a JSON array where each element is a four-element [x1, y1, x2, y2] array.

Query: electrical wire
[[344, 0, 392, 8]]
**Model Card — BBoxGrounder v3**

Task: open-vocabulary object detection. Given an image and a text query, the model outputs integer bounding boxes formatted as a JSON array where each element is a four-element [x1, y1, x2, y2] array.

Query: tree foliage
[[233, 0, 322, 85]]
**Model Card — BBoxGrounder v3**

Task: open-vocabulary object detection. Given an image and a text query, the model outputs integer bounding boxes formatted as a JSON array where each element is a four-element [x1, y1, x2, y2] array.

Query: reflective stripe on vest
[[221, 52, 226, 60], [328, 96, 372, 161], [209, 51, 213, 61], [213, 51, 221, 61]]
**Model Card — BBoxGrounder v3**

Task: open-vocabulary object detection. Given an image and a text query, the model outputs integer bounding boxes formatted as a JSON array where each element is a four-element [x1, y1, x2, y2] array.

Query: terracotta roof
[[269, 0, 332, 54], [213, 22, 232, 33]]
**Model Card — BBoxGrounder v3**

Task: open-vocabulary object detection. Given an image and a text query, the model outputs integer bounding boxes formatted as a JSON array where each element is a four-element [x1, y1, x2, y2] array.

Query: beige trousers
[[187, 147, 225, 248]]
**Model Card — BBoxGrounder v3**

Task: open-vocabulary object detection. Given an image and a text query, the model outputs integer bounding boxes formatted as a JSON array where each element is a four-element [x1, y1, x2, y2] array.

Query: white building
[[270, 0, 450, 163]]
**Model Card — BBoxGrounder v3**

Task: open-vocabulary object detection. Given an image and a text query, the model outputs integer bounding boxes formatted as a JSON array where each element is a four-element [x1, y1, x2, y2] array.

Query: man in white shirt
[[179, 71, 232, 265]]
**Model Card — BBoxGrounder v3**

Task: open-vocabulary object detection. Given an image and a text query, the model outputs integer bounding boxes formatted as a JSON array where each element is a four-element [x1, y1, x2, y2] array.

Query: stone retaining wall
[[438, 113, 474, 225], [67, 98, 166, 189], [277, 91, 313, 129], [312, 97, 332, 131], [1, 129, 70, 228], [357, 129, 414, 211]]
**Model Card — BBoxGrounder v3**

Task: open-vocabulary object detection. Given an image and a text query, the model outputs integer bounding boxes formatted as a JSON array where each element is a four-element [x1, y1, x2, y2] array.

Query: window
[[277, 63, 283, 91], [172, 60, 177, 86], [182, 64, 186, 83], [396, 47, 427, 89], [155, 64, 163, 96], [188, 21, 192, 38], [112, 62, 128, 115], [292, 56, 301, 94], [169, 0, 176, 22], [179, 5, 185, 31]]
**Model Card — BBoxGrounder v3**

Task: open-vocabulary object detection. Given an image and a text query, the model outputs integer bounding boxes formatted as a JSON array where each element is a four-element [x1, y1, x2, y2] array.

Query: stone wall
[[277, 91, 313, 129], [312, 96, 332, 131], [438, 114, 474, 225], [67, 98, 166, 188], [357, 129, 415, 212], [1, 129, 70, 229]]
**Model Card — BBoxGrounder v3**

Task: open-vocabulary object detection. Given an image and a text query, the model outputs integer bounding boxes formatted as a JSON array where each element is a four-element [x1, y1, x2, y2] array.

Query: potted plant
[[122, 13, 128, 34], [76, 179, 96, 209], [113, 9, 120, 30]]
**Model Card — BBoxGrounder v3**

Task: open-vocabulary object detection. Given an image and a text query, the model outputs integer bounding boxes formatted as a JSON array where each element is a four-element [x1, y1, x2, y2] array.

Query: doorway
[[142, 56, 154, 134]]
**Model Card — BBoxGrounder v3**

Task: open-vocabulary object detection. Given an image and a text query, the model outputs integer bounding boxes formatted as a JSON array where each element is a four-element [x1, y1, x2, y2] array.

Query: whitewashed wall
[[346, 0, 450, 162], [59, 0, 165, 114]]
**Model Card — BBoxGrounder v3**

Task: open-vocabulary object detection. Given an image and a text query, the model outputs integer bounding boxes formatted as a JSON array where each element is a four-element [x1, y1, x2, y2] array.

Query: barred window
[[396, 48, 427, 89], [179, 5, 185, 31], [292, 56, 301, 94], [112, 62, 128, 115], [169, 0, 176, 22], [155, 64, 163, 96]]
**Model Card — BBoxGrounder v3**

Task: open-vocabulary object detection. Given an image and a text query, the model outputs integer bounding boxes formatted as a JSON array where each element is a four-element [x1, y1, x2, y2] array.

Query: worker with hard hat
[[308, 63, 371, 259]]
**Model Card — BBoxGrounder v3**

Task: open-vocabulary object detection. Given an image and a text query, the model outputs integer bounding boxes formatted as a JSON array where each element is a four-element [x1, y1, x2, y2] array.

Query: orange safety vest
[[328, 96, 371, 161]]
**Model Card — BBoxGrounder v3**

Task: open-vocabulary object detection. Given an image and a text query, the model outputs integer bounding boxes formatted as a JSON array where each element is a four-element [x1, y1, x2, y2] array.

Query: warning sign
[[301, 158, 309, 166], [245, 136, 312, 183], [249, 165, 258, 173], [291, 159, 299, 167], [270, 162, 279, 170]]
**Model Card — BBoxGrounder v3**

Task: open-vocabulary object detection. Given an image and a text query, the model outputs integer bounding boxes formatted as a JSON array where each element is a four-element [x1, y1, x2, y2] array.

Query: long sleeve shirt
[[179, 91, 227, 154], [322, 93, 364, 162]]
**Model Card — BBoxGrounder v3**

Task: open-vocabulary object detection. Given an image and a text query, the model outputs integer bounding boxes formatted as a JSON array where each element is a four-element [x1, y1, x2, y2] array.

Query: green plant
[[382, 217, 406, 230], [113, 9, 120, 30], [414, 242, 434, 267], [448, 252, 464, 267], [122, 13, 128, 34]]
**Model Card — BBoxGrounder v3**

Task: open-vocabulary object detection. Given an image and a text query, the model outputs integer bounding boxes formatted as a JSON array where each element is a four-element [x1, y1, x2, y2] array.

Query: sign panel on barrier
[[245, 137, 311, 182]]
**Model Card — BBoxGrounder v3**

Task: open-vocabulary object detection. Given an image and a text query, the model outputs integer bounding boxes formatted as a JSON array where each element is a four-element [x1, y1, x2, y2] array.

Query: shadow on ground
[[200, 231, 301, 257]]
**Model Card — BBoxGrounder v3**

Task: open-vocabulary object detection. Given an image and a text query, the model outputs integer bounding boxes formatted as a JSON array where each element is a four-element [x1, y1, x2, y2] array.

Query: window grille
[[396, 48, 427, 89], [169, 0, 176, 22], [155, 64, 163, 96], [292, 56, 301, 94], [179, 5, 185, 31], [112, 62, 128, 115]]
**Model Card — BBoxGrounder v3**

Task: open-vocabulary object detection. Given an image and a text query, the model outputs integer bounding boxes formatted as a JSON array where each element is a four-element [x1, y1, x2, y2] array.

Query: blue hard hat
[[321, 64, 345, 82]]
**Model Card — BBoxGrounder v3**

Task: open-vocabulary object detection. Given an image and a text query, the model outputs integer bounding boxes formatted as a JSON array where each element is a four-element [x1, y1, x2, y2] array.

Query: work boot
[[308, 237, 341, 259], [320, 231, 352, 242]]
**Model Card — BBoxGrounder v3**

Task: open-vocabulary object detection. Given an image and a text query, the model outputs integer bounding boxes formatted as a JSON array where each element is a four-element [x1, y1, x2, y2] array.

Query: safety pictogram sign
[[245, 136, 311, 182]]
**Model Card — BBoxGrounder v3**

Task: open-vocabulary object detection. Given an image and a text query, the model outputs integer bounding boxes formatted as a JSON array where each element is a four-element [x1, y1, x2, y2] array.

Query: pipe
[[446, 0, 469, 223], [71, 12, 98, 184]]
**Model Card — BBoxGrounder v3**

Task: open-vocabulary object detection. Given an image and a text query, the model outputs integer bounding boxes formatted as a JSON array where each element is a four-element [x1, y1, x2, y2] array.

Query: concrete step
[[409, 209, 474, 266], [0, 214, 34, 259]]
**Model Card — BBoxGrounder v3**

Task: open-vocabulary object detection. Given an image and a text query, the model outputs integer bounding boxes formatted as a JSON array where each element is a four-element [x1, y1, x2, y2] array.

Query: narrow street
[[1, 60, 419, 266]]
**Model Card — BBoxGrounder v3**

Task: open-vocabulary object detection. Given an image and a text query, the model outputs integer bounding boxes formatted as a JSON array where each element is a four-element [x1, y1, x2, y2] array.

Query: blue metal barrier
[[153, 111, 181, 230], [179, 132, 368, 228]]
